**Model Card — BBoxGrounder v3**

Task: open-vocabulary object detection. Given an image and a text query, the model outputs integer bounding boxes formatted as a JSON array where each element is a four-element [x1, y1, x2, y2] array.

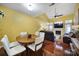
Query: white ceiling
[[0, 3, 51, 16], [46, 3, 76, 19], [0, 3, 76, 17]]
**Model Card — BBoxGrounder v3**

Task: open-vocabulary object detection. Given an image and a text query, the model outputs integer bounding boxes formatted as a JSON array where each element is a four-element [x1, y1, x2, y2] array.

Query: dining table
[[16, 34, 37, 44], [16, 34, 37, 55]]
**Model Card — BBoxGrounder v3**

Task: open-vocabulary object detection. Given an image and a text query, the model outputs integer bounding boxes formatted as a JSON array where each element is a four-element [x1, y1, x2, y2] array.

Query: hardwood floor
[[27, 47, 43, 56], [42, 40, 71, 56], [0, 47, 43, 56], [0, 40, 71, 56], [0, 47, 7, 56]]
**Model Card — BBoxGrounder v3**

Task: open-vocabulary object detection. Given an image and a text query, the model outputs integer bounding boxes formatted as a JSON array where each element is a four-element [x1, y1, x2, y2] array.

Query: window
[[48, 23, 53, 31], [65, 20, 72, 33], [40, 23, 53, 31], [65, 23, 71, 33]]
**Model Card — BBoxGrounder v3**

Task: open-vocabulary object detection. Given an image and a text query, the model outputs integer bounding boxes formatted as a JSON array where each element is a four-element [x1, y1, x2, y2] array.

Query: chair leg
[[27, 47, 43, 56], [15, 53, 21, 56], [22, 50, 27, 56], [3, 49, 8, 56], [35, 50, 43, 56]]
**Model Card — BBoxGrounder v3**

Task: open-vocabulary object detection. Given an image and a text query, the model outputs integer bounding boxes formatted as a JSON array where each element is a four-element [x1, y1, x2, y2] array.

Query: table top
[[16, 34, 37, 44]]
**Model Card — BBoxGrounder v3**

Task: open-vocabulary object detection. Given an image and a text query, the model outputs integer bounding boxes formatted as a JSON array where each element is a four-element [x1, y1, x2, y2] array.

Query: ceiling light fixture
[[22, 3, 36, 11]]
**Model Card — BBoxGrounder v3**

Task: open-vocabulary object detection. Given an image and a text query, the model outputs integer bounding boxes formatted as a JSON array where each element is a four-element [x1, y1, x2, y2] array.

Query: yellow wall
[[35, 14, 50, 23], [35, 13, 74, 23], [51, 14, 74, 23], [76, 3, 79, 9], [74, 3, 79, 25], [0, 6, 40, 44]]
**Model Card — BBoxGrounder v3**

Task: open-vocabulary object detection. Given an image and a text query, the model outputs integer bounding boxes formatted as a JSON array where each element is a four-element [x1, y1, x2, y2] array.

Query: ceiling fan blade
[[54, 14, 63, 17], [49, 3, 55, 6]]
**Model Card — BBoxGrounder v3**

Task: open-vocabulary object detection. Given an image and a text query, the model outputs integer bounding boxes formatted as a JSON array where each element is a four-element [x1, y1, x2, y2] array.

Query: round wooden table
[[16, 34, 37, 55], [16, 34, 37, 44]]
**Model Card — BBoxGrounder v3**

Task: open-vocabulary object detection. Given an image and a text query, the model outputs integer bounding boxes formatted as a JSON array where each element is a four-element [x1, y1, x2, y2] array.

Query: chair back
[[63, 35, 72, 44], [70, 43, 77, 55], [1, 35, 10, 52], [35, 32, 45, 50], [71, 38, 79, 49], [35, 32, 39, 36], [35, 32, 45, 44]]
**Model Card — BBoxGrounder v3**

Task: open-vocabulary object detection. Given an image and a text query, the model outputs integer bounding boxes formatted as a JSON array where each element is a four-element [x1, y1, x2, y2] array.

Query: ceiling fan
[[49, 3, 63, 18], [54, 5, 63, 18], [54, 4, 63, 18]]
